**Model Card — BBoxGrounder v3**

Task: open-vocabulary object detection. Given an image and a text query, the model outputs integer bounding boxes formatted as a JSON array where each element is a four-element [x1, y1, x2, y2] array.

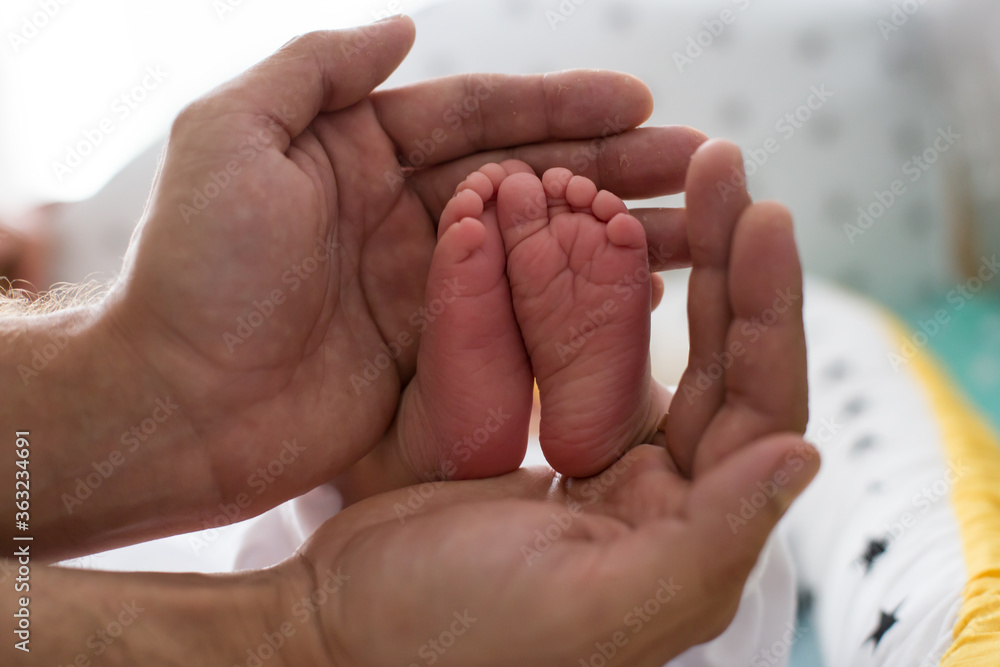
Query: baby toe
[[592, 190, 629, 222], [477, 163, 508, 194], [606, 212, 647, 250], [566, 175, 599, 210], [458, 170, 496, 201], [542, 167, 574, 200], [440, 188, 486, 238]]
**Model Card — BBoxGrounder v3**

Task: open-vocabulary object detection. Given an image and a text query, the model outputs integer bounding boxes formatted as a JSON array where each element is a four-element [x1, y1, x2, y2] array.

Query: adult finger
[[174, 19, 417, 150], [409, 126, 707, 217], [664, 140, 751, 475], [692, 202, 808, 474], [601, 435, 819, 664], [632, 208, 691, 271], [372, 69, 654, 167]]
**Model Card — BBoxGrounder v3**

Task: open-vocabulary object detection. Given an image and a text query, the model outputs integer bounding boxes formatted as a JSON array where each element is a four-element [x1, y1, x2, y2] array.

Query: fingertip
[[616, 72, 655, 123], [686, 126, 710, 147], [691, 434, 819, 533], [556, 70, 655, 128], [266, 24, 416, 128], [373, 12, 411, 24], [776, 439, 821, 510], [730, 200, 804, 308], [675, 126, 710, 164], [684, 140, 752, 268], [632, 208, 691, 271], [762, 435, 821, 510], [671, 434, 820, 616], [688, 139, 746, 194], [651, 273, 665, 311], [736, 200, 799, 256], [692, 137, 741, 162], [366, 13, 416, 47], [739, 200, 795, 238]]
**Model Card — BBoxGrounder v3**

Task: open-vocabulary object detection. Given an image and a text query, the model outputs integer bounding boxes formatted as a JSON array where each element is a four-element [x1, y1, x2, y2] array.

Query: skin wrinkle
[[0, 14, 819, 655], [295, 551, 346, 666], [335, 133, 404, 378], [408, 128, 688, 215], [539, 72, 562, 142], [460, 73, 491, 153]]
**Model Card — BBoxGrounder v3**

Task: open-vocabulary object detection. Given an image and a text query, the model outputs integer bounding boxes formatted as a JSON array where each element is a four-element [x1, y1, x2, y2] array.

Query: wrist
[[18, 563, 323, 666], [2, 300, 212, 560]]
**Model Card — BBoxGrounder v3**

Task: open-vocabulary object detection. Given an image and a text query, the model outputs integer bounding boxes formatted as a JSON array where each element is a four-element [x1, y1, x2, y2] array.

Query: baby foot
[[387, 161, 536, 483], [497, 168, 669, 478]]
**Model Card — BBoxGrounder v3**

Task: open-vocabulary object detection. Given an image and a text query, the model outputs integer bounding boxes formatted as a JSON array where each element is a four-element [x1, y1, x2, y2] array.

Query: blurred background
[[5, 0, 999, 427], [3, 0, 999, 664]]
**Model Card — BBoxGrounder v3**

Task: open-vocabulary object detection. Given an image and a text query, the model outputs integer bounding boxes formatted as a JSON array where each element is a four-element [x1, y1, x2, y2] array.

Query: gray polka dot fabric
[[385, 0, 961, 310]]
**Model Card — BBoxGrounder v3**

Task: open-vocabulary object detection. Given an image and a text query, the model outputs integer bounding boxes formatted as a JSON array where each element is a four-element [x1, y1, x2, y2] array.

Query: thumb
[[180, 17, 416, 147], [579, 435, 819, 664], [687, 434, 819, 583]]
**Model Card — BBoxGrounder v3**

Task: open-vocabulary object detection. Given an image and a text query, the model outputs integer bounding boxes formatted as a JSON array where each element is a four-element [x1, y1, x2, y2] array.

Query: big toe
[[497, 171, 549, 252]]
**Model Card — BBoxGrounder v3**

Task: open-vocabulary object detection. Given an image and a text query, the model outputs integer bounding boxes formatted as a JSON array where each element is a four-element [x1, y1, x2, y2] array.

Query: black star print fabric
[[777, 283, 982, 666], [865, 603, 902, 651], [858, 537, 890, 574]]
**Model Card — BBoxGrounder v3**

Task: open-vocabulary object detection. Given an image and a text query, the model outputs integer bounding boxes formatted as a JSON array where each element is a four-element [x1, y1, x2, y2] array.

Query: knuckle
[[169, 98, 210, 139]]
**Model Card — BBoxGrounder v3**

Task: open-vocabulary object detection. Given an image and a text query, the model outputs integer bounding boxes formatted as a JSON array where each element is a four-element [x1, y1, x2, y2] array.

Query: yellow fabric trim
[[886, 320, 1000, 664]]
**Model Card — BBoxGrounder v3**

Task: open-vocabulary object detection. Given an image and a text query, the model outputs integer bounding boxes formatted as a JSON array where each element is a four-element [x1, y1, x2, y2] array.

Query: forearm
[[0, 304, 214, 560], [2, 560, 324, 665]]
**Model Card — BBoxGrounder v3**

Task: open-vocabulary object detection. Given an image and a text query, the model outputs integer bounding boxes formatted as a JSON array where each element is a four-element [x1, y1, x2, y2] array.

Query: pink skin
[[496, 167, 670, 478], [390, 161, 536, 480], [389, 161, 667, 482], [345, 141, 806, 510]]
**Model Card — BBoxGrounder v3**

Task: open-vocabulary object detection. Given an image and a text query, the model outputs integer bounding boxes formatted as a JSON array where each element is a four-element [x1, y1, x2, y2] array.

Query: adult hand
[[661, 141, 809, 477], [281, 139, 817, 666], [93, 18, 705, 541], [290, 437, 816, 666], [15, 436, 815, 667]]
